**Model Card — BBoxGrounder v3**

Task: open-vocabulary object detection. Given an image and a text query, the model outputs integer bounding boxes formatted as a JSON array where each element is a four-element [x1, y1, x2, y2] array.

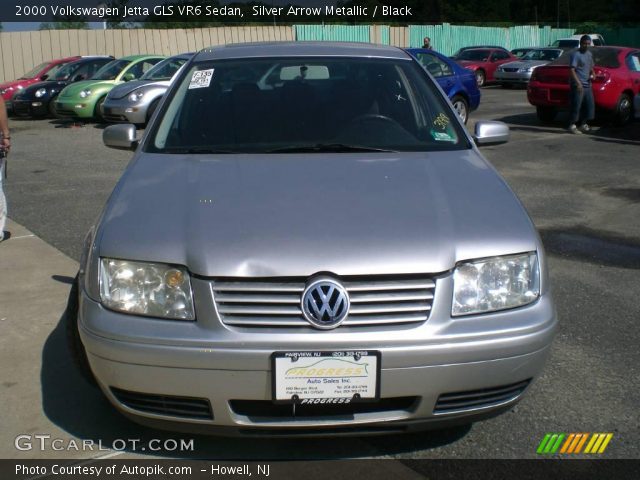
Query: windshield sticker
[[189, 69, 214, 89], [431, 130, 456, 142], [433, 113, 451, 130]]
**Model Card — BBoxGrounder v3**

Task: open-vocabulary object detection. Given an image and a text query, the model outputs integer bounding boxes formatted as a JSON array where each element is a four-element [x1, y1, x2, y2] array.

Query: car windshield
[[20, 62, 50, 79], [555, 40, 579, 48], [523, 49, 562, 61], [457, 50, 491, 61], [511, 49, 531, 58], [52, 61, 82, 81], [92, 59, 131, 80], [141, 57, 189, 81], [149, 56, 470, 154]]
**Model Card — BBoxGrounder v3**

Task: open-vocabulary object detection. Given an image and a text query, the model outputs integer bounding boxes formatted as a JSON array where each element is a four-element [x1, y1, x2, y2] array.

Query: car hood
[[58, 80, 116, 98], [97, 151, 539, 277], [108, 79, 171, 99], [0, 79, 35, 91], [501, 60, 549, 69], [22, 80, 69, 94]]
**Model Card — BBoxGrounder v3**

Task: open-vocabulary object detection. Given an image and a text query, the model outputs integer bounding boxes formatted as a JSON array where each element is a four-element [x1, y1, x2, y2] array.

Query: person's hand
[[1, 136, 10, 152], [576, 84, 584, 92]]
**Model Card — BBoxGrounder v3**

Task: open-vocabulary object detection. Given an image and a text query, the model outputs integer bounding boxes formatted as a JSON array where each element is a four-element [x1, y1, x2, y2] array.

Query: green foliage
[[39, 22, 89, 30]]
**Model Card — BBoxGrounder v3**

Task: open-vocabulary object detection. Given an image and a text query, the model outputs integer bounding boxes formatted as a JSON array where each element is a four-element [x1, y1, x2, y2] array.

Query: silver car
[[495, 48, 564, 86], [68, 42, 557, 435], [102, 53, 193, 124]]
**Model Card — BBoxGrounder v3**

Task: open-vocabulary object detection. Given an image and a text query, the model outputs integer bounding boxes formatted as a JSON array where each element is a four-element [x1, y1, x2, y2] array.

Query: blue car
[[406, 48, 481, 124]]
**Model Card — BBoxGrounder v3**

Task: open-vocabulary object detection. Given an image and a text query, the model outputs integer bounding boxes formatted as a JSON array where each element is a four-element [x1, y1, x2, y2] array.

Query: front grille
[[55, 107, 77, 117], [503, 68, 519, 72], [111, 387, 213, 420], [213, 276, 436, 327], [103, 114, 127, 122], [230, 397, 418, 419], [433, 379, 531, 414]]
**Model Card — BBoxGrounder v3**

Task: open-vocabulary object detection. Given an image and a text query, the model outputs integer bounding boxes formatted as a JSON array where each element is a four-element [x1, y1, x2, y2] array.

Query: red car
[[528, 46, 640, 125], [0, 56, 81, 112], [455, 48, 518, 87]]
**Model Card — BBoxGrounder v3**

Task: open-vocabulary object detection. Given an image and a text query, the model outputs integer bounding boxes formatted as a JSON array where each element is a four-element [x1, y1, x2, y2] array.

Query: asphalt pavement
[[1, 87, 639, 461]]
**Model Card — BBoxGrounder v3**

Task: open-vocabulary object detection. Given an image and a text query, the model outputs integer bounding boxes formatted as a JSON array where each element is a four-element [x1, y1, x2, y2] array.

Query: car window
[[149, 57, 471, 154], [141, 57, 189, 81], [626, 53, 640, 72], [523, 49, 562, 61], [492, 51, 510, 61], [88, 60, 111, 78], [457, 50, 491, 61], [415, 53, 452, 78], [52, 61, 81, 81], [126, 59, 163, 79], [93, 60, 131, 80], [20, 62, 50, 79], [592, 38, 604, 46]]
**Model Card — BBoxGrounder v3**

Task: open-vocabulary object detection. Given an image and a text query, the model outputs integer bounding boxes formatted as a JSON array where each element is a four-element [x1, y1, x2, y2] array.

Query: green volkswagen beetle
[[55, 55, 165, 120]]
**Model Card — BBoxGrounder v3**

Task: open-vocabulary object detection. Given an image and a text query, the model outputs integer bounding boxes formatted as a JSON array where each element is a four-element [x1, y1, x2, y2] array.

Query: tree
[[39, 22, 90, 30]]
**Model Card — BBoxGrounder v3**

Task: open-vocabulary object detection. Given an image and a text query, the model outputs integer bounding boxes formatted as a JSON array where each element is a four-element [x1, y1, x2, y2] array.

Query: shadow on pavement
[[51, 275, 75, 285], [40, 285, 471, 460]]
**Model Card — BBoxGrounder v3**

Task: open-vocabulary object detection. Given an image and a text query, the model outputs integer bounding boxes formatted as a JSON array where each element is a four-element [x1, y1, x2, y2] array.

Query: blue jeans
[[569, 84, 595, 127]]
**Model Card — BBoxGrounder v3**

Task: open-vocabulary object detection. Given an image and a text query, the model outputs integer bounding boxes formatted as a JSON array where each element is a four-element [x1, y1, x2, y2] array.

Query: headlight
[[452, 252, 540, 316], [521, 67, 534, 73], [35, 88, 47, 98], [99, 258, 195, 320], [80, 89, 92, 98], [128, 91, 145, 102]]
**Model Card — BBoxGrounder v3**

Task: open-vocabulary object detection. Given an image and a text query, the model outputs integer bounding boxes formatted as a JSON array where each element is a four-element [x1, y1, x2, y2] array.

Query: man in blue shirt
[[568, 35, 595, 134]]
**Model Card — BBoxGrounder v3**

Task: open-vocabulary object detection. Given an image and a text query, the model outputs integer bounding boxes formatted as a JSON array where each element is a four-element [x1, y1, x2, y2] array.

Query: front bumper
[[12, 98, 50, 117], [55, 99, 96, 118], [102, 100, 147, 124], [78, 276, 557, 434], [495, 71, 532, 84]]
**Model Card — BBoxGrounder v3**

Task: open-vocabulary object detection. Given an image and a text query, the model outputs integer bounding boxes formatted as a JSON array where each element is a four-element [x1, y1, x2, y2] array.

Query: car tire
[[536, 106, 557, 123], [451, 95, 469, 124], [475, 70, 486, 87], [146, 98, 160, 125], [614, 93, 632, 126], [48, 98, 59, 118], [94, 96, 106, 123], [64, 274, 98, 387]]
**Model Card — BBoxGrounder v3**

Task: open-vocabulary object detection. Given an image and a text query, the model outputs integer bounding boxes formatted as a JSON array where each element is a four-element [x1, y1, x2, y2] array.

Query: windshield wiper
[[266, 143, 396, 153]]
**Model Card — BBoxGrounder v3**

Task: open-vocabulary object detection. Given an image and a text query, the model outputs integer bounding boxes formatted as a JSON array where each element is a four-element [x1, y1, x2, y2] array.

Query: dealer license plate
[[272, 351, 380, 404]]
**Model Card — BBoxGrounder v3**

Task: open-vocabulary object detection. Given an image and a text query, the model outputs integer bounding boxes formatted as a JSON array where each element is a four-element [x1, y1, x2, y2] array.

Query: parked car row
[[5, 53, 194, 125]]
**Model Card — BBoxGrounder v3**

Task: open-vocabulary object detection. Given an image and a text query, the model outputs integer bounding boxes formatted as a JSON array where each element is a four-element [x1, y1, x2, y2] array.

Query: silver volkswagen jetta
[[69, 42, 557, 435]]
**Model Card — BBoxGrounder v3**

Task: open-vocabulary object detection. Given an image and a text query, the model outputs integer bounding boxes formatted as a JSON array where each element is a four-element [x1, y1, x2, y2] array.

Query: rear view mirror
[[123, 73, 135, 82], [103, 124, 138, 150], [473, 121, 510, 145]]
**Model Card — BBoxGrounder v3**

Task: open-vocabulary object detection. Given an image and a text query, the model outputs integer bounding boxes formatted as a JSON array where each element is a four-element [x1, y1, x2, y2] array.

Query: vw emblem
[[301, 278, 350, 329]]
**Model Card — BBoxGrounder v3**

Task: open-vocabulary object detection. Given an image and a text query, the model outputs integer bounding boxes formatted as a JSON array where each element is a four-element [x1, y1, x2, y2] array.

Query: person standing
[[0, 96, 11, 242], [422, 37, 432, 50], [568, 35, 595, 134]]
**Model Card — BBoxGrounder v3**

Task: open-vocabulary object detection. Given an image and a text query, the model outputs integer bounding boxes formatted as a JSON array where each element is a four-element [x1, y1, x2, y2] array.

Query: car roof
[[119, 54, 164, 61], [194, 42, 410, 62]]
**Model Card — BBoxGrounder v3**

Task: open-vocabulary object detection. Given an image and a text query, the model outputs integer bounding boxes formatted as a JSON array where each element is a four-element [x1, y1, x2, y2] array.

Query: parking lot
[[1, 86, 639, 460]]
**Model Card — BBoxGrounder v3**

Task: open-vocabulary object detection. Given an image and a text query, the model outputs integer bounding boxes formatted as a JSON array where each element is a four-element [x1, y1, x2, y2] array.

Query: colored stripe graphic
[[537, 433, 613, 454]]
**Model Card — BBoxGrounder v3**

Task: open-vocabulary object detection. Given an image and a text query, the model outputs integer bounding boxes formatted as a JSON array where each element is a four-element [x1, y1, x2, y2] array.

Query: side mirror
[[122, 73, 135, 82], [40, 74, 49, 81], [103, 124, 138, 151], [473, 121, 510, 145]]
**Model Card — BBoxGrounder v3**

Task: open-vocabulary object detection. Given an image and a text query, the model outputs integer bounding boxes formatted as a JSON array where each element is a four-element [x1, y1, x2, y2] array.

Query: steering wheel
[[347, 114, 401, 128]]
